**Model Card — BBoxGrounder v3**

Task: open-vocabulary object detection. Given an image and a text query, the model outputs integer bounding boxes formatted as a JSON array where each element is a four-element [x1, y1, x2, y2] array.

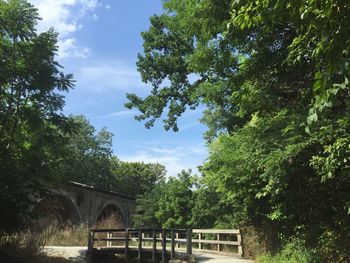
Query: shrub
[[257, 238, 318, 263]]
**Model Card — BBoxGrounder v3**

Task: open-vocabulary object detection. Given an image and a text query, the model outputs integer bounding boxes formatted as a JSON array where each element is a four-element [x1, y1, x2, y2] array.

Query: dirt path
[[194, 252, 255, 263], [43, 246, 86, 262], [44, 246, 255, 263]]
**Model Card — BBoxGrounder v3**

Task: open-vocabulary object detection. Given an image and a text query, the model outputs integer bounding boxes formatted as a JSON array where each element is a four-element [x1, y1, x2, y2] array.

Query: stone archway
[[31, 194, 81, 230], [95, 203, 126, 228]]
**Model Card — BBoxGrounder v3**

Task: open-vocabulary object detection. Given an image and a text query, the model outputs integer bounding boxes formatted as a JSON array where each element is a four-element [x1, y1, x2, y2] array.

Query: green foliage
[[257, 238, 318, 263], [316, 229, 350, 263], [0, 0, 74, 230], [56, 115, 114, 189], [132, 183, 164, 228], [128, 0, 350, 261], [156, 170, 194, 228], [0, 0, 173, 232], [133, 170, 196, 229], [111, 158, 166, 197]]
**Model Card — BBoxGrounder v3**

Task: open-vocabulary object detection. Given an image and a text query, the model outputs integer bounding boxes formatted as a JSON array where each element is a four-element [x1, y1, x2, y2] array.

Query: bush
[[257, 238, 318, 263], [316, 229, 350, 263]]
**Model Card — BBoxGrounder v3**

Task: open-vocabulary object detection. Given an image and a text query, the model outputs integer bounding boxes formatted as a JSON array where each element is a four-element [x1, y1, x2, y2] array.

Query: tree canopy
[[0, 0, 167, 229], [127, 0, 350, 260], [0, 0, 74, 229]]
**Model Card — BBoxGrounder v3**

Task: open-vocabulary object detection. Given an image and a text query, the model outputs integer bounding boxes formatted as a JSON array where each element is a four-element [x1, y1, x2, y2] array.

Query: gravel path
[[43, 246, 87, 262], [194, 252, 255, 263], [43, 246, 255, 263]]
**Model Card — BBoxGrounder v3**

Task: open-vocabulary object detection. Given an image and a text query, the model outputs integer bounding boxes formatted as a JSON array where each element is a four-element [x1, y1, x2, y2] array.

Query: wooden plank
[[152, 230, 156, 262], [142, 237, 163, 242], [92, 228, 127, 232], [186, 229, 192, 255], [174, 238, 187, 243], [237, 232, 243, 257], [192, 239, 241, 245], [171, 229, 175, 258], [125, 229, 129, 259], [193, 229, 240, 234], [87, 230, 94, 254], [162, 229, 166, 262], [93, 237, 127, 241], [217, 233, 220, 251], [138, 229, 142, 262]]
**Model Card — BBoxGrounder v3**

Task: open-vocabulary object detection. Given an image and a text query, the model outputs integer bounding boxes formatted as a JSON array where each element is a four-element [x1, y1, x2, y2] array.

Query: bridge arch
[[31, 193, 81, 229], [95, 201, 126, 228]]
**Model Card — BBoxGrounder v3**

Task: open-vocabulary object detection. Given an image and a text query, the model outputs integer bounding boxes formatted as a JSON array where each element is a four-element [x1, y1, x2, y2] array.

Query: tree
[[126, 0, 349, 133], [126, 0, 350, 259], [0, 0, 74, 229], [132, 183, 164, 228], [132, 170, 195, 229], [111, 158, 166, 197], [57, 115, 114, 189], [155, 170, 194, 228]]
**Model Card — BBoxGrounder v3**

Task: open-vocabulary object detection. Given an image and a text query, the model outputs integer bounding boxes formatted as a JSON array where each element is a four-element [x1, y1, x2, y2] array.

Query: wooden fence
[[87, 228, 242, 262]]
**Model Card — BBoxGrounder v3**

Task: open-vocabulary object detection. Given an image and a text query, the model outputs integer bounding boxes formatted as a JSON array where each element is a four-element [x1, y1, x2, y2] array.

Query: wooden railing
[[87, 228, 242, 261], [192, 229, 242, 257]]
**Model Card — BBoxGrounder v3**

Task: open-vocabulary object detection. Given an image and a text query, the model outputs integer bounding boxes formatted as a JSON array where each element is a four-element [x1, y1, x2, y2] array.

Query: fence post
[[237, 230, 243, 257], [87, 230, 94, 254], [176, 232, 179, 248], [186, 229, 192, 255], [125, 229, 129, 259], [198, 233, 202, 250], [142, 232, 146, 247], [217, 233, 220, 251], [107, 232, 111, 247], [152, 229, 157, 262], [138, 229, 142, 262], [162, 229, 166, 262], [171, 229, 175, 258]]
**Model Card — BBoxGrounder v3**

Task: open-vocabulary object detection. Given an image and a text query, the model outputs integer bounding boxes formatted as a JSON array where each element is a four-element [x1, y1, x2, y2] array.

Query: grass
[[40, 224, 88, 246], [0, 230, 73, 263], [0, 214, 123, 262]]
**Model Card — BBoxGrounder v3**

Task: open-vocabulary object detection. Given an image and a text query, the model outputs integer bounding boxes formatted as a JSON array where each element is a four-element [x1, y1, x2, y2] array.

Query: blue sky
[[29, 0, 207, 177]]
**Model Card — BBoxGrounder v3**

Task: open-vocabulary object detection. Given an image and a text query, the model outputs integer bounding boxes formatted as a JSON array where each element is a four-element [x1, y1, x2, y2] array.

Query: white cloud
[[119, 144, 207, 177], [104, 109, 138, 119], [29, 0, 102, 59], [92, 13, 99, 20], [58, 38, 89, 59], [77, 60, 148, 91]]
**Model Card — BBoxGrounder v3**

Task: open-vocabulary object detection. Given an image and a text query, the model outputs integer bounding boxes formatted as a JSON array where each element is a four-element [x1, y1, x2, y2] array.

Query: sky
[[28, 0, 208, 177]]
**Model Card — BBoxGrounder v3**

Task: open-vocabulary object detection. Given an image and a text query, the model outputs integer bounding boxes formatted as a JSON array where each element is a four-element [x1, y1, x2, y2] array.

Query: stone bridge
[[31, 181, 135, 229]]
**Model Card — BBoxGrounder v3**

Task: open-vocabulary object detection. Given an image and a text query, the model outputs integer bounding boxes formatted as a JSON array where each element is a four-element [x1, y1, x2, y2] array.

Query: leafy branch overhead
[[127, 0, 350, 134], [128, 1, 350, 261]]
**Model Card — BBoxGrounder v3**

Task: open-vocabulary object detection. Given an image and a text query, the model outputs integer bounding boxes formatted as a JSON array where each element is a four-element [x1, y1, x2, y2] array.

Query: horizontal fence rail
[[87, 228, 242, 262], [192, 229, 242, 257]]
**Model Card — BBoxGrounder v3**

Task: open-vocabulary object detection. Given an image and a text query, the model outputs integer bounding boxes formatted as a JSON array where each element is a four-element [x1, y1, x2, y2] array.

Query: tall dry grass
[[0, 214, 124, 262], [41, 213, 124, 246], [0, 230, 44, 255], [40, 224, 89, 246]]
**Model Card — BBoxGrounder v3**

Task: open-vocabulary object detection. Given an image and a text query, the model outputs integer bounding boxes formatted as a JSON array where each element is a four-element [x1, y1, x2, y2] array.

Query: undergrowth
[[257, 238, 319, 263]]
